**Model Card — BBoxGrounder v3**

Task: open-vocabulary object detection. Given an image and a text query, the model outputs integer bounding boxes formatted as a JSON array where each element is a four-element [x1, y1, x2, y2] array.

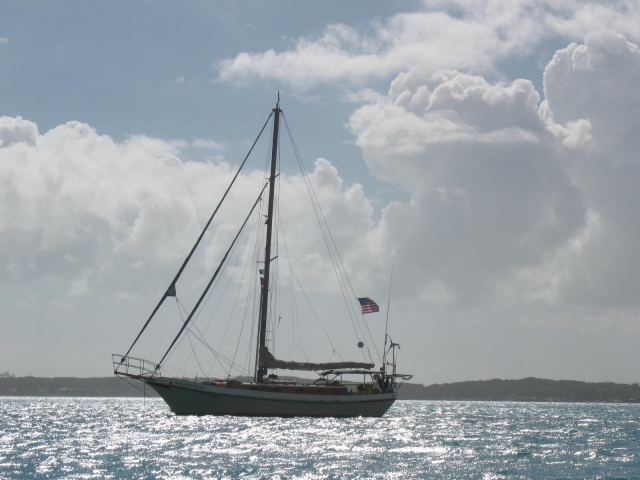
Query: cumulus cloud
[[0, 116, 38, 147], [218, 0, 640, 90], [5, 23, 640, 381], [0, 111, 388, 377], [348, 69, 586, 304], [0, 122, 242, 298], [509, 31, 640, 307], [10, 30, 632, 316], [0, 118, 375, 306], [341, 30, 640, 315]]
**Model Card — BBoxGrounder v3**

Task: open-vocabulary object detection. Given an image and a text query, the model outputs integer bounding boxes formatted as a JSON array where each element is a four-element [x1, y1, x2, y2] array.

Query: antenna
[[383, 256, 395, 375]]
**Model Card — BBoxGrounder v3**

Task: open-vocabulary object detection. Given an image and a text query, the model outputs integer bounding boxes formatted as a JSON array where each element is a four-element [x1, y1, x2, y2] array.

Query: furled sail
[[259, 347, 374, 371]]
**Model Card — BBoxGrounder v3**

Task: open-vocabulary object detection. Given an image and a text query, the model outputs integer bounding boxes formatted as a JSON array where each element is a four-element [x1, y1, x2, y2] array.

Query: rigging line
[[278, 212, 342, 360], [189, 198, 257, 332], [175, 297, 231, 377], [169, 189, 264, 372], [194, 337, 246, 376], [189, 323, 251, 376], [116, 375, 148, 397], [263, 118, 275, 180], [298, 169, 367, 352], [289, 343, 309, 363], [280, 114, 362, 337], [174, 298, 204, 376], [263, 129, 281, 355], [157, 184, 268, 367], [173, 215, 262, 379], [124, 112, 273, 359], [251, 206, 267, 381], [291, 271, 345, 361], [205, 197, 263, 376], [280, 119, 356, 323], [383, 256, 395, 367], [284, 279, 294, 360], [241, 258, 259, 376], [174, 298, 226, 378], [229, 282, 253, 371], [161, 364, 205, 376], [287, 269, 310, 366], [188, 201, 258, 371], [242, 200, 266, 377], [168, 220, 257, 376], [185, 328, 206, 377], [287, 247, 303, 354], [270, 142, 282, 354], [281, 115, 365, 346], [295, 339, 312, 362], [284, 267, 298, 361], [164, 297, 194, 370], [281, 234, 295, 344], [163, 219, 251, 369], [163, 344, 244, 376], [282, 113, 382, 365], [279, 213, 341, 362], [162, 296, 189, 372], [160, 365, 199, 378], [178, 312, 251, 377], [229, 210, 264, 371], [252, 287, 261, 381]]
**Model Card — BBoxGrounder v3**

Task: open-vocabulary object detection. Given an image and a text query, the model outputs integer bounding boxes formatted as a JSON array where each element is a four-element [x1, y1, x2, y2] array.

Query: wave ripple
[[1, 398, 639, 478]]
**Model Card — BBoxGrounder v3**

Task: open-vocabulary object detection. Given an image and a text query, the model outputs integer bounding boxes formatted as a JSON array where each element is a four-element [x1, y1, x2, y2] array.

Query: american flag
[[358, 297, 380, 314]]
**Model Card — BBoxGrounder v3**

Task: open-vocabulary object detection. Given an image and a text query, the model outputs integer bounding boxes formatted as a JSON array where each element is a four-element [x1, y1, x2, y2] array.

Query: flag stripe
[[357, 297, 379, 314]]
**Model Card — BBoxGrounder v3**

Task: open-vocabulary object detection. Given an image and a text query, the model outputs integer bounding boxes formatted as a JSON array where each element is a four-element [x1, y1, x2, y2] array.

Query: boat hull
[[147, 378, 396, 417]]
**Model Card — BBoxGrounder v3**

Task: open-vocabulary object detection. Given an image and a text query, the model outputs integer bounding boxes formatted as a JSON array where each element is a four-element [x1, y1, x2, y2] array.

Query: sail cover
[[259, 347, 374, 371]]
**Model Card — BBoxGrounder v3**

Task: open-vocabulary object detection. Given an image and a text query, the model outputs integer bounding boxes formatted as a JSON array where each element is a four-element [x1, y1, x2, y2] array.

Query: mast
[[257, 97, 281, 383], [121, 113, 273, 360]]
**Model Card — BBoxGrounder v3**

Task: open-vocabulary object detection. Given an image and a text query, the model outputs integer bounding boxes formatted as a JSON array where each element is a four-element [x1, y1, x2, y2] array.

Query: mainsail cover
[[259, 347, 374, 371]]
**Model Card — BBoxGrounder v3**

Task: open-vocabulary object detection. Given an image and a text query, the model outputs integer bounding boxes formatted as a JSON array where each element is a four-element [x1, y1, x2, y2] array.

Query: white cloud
[[218, 1, 640, 90], [191, 139, 224, 150], [0, 116, 38, 147], [510, 31, 640, 307], [2, 31, 638, 317], [343, 30, 640, 314], [543, 30, 640, 145], [0, 117, 375, 305], [341, 88, 384, 104], [0, 38, 7, 44], [3, 24, 640, 379], [0, 121, 245, 298]]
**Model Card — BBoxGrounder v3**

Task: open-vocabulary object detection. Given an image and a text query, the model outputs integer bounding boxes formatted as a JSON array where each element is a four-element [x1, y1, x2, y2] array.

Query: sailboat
[[112, 97, 412, 417]]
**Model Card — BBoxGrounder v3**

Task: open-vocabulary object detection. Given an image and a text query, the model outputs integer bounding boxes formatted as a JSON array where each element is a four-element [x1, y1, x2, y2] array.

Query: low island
[[1, 375, 639, 403]]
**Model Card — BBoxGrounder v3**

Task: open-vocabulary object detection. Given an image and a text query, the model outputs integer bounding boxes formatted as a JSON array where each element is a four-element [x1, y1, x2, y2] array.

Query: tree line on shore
[[399, 377, 640, 402], [1, 376, 639, 402]]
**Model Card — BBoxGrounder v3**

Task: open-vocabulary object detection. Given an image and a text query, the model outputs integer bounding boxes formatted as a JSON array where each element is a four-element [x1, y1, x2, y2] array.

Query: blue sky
[[0, 1, 430, 208], [1, 3, 409, 142], [2, 1, 640, 384], [0, 1, 555, 188]]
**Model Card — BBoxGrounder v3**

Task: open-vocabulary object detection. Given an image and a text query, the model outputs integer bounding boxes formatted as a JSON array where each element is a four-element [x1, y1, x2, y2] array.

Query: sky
[[2, 0, 640, 385]]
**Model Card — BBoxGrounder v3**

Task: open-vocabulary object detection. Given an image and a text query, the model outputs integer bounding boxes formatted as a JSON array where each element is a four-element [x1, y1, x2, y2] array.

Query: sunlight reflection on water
[[0, 398, 639, 478]]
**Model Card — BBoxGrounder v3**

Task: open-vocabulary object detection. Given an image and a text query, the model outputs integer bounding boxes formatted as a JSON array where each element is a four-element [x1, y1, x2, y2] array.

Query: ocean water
[[0, 398, 639, 479]]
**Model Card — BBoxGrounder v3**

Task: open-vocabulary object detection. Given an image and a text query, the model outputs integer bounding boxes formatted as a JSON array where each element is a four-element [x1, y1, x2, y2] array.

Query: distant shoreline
[[399, 377, 640, 403], [1, 376, 639, 403]]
